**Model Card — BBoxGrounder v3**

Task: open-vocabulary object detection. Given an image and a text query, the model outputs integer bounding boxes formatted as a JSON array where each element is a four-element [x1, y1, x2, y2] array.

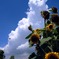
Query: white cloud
[[0, 0, 48, 59]]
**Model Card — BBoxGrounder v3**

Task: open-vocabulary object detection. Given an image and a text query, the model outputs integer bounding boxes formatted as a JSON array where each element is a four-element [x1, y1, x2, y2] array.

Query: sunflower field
[[25, 7, 59, 59]]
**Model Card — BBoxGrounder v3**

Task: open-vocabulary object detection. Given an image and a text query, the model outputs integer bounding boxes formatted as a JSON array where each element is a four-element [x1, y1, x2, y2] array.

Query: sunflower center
[[31, 34, 39, 43], [48, 55, 58, 59], [49, 25, 53, 29], [32, 36, 38, 42]]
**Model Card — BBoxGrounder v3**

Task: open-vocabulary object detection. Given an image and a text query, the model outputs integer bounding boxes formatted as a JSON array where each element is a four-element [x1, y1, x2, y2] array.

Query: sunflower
[[45, 52, 59, 59], [46, 24, 54, 31], [41, 11, 50, 20], [52, 7, 58, 13], [34, 29, 41, 34], [30, 33, 40, 44], [51, 14, 59, 25]]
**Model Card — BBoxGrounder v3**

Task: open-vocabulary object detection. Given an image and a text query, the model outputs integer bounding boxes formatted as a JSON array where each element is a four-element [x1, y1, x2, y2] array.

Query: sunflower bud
[[28, 25, 33, 31], [51, 14, 59, 25], [52, 7, 58, 13], [41, 11, 50, 20]]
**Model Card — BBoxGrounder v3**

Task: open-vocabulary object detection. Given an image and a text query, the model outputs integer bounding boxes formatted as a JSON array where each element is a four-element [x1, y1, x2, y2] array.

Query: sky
[[0, 0, 59, 59], [0, 0, 28, 47]]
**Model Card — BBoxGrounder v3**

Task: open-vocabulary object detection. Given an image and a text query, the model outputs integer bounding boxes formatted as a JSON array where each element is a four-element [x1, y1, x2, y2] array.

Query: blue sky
[[47, 0, 59, 9], [0, 0, 28, 47], [0, 0, 59, 47]]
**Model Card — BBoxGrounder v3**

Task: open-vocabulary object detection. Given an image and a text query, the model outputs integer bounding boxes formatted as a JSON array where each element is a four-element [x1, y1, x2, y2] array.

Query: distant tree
[[0, 50, 5, 59]]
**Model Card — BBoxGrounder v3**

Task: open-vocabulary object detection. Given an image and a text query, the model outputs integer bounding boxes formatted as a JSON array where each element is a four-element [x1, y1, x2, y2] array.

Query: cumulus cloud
[[1, 0, 48, 59]]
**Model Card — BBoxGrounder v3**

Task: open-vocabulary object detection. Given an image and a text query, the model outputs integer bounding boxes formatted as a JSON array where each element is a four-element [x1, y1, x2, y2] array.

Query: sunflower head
[[52, 7, 58, 13], [46, 24, 54, 31], [45, 52, 59, 59], [30, 33, 40, 44], [41, 11, 50, 20], [51, 14, 59, 25], [34, 29, 41, 34]]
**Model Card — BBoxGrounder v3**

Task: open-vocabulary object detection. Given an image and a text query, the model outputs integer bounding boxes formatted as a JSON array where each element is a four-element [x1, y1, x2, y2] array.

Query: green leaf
[[40, 37, 51, 46], [29, 40, 34, 47], [41, 43, 52, 52], [25, 33, 33, 39], [28, 52, 36, 59], [53, 29, 58, 34], [35, 56, 43, 59], [29, 44, 34, 47], [25, 30, 34, 39]]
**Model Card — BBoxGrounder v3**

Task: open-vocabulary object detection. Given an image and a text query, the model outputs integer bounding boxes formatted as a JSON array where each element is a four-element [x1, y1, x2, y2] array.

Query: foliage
[[0, 50, 5, 59], [25, 7, 59, 59], [10, 56, 14, 59]]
